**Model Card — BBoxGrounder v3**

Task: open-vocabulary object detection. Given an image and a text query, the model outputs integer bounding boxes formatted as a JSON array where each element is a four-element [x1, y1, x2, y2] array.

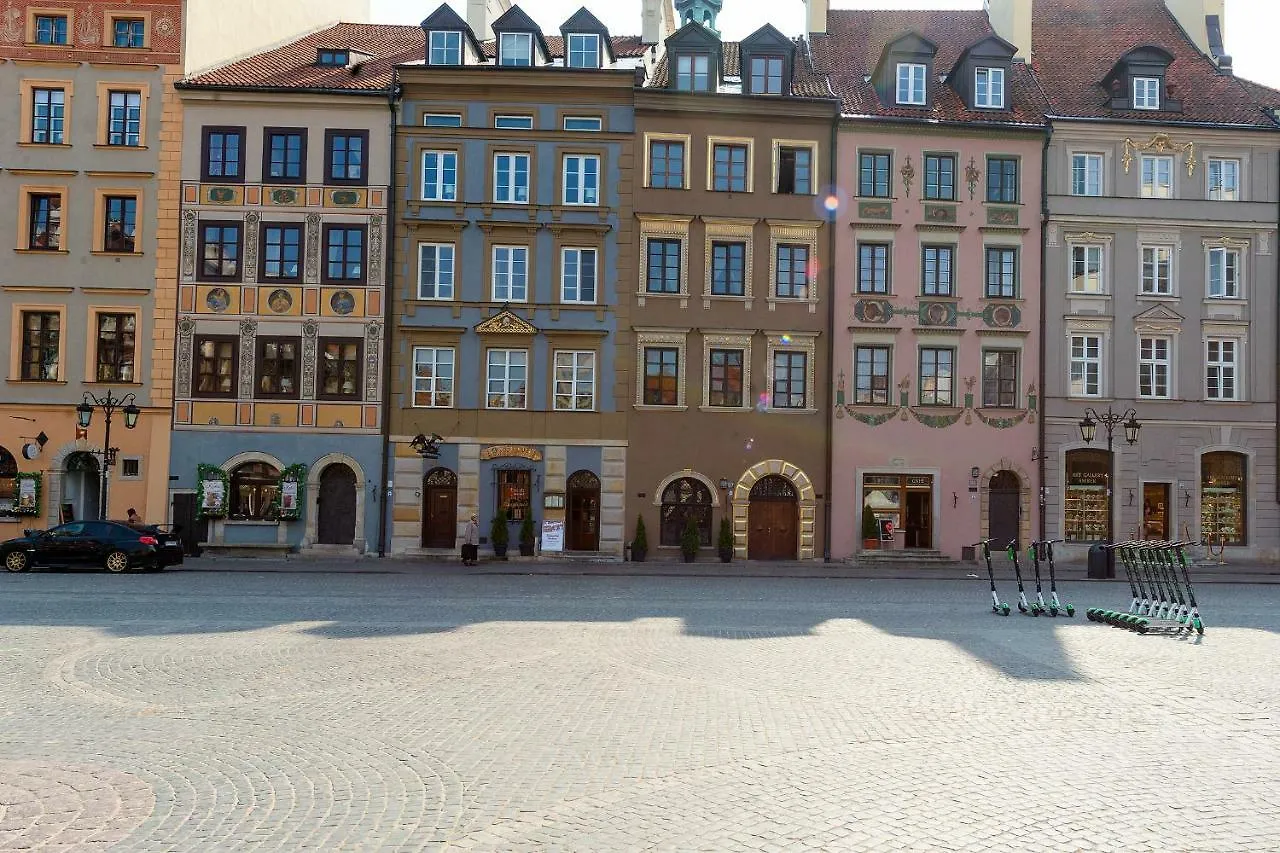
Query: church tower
[[674, 0, 722, 36]]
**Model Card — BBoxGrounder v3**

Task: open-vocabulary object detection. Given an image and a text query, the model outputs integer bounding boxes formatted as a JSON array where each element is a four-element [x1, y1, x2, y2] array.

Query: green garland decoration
[[272, 464, 308, 521], [13, 471, 42, 516], [196, 463, 230, 519]]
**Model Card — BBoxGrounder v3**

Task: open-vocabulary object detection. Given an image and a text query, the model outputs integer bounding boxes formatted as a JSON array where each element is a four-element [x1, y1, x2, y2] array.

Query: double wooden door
[[746, 476, 798, 560]]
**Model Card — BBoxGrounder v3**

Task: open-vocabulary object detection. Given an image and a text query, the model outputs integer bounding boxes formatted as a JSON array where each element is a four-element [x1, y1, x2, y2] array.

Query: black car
[[2, 521, 164, 573], [115, 522, 185, 568]]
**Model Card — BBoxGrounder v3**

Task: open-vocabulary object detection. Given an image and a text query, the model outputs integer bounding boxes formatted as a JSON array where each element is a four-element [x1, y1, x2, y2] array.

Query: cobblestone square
[[1, 566, 1278, 851]]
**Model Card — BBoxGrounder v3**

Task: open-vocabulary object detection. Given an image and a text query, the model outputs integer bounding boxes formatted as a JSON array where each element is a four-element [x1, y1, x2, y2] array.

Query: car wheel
[[105, 551, 131, 573], [4, 551, 30, 573]]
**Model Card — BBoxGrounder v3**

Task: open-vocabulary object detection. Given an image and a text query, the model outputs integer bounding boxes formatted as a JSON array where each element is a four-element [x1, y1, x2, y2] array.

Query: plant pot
[[718, 547, 733, 563], [862, 538, 879, 551], [493, 543, 508, 560], [631, 546, 647, 562], [681, 550, 696, 563], [519, 542, 534, 557]]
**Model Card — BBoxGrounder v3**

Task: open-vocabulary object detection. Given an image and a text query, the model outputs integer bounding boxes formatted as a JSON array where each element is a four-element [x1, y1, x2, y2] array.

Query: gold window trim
[[634, 327, 689, 410]]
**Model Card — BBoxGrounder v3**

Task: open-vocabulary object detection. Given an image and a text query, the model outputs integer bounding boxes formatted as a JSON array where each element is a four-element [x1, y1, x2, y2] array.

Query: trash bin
[[1087, 544, 1113, 579]]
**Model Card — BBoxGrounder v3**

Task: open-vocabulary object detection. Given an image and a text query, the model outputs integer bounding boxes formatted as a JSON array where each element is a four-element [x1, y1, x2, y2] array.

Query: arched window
[[0, 446, 16, 515], [230, 461, 280, 520], [1201, 451, 1246, 544], [660, 477, 712, 547]]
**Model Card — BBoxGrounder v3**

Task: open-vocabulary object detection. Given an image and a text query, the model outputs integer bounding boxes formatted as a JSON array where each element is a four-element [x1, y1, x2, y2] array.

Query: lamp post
[[1078, 406, 1140, 574], [76, 391, 140, 520]]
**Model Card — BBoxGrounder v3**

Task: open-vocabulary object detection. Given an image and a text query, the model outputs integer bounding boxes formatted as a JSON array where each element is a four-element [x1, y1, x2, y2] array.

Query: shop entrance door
[[989, 471, 1021, 549], [421, 467, 458, 549], [905, 491, 932, 548], [1143, 483, 1170, 540], [747, 476, 798, 560], [566, 470, 600, 551], [317, 464, 357, 545]]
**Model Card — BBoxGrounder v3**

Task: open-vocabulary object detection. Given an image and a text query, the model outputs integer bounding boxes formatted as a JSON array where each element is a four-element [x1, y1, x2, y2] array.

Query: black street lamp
[[1078, 406, 1140, 572], [77, 391, 140, 520]]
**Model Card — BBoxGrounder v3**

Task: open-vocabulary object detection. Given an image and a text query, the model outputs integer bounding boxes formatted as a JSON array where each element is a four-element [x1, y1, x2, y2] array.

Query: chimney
[[467, 0, 511, 42], [1164, 0, 1231, 69], [984, 0, 1032, 60], [642, 0, 662, 44], [804, 0, 828, 35]]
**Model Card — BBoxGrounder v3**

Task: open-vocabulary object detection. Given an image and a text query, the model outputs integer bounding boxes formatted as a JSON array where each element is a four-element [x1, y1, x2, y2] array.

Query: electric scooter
[[1007, 539, 1039, 615], [1170, 541, 1205, 635], [1033, 539, 1074, 617], [1027, 541, 1051, 615], [974, 538, 1010, 616]]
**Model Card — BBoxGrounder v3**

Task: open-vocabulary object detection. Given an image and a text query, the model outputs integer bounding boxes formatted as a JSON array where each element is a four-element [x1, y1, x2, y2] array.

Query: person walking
[[461, 513, 479, 566]]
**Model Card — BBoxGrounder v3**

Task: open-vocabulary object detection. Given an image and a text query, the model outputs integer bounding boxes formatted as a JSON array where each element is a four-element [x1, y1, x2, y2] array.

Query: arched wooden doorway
[[989, 470, 1021, 549], [566, 469, 600, 551], [317, 463, 357, 545], [64, 452, 100, 521], [747, 475, 798, 560], [421, 467, 457, 549]]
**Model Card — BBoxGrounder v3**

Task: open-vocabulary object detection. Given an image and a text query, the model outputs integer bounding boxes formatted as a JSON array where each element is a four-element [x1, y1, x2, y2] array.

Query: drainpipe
[[823, 109, 838, 562], [1038, 123, 1051, 540], [1275, 149, 1279, 505], [376, 72, 401, 557]]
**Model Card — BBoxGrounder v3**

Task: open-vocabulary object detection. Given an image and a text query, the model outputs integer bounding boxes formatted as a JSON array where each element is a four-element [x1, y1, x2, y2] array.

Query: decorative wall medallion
[[330, 290, 356, 315], [983, 303, 1021, 328], [923, 204, 956, 223], [986, 206, 1018, 226], [854, 299, 894, 324], [918, 301, 957, 327], [858, 201, 893, 220], [154, 15, 175, 36], [270, 188, 299, 205], [206, 287, 231, 313], [268, 289, 293, 313], [207, 187, 236, 204], [331, 190, 360, 206], [181, 210, 198, 280], [304, 214, 321, 283]]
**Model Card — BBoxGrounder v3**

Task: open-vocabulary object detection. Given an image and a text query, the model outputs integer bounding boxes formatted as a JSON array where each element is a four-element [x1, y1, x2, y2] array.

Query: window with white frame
[[1208, 247, 1240, 298], [421, 150, 457, 200], [975, 67, 1005, 108], [1140, 155, 1172, 198], [1208, 158, 1240, 200], [498, 32, 532, 66], [1132, 76, 1160, 110], [494, 152, 530, 203], [495, 115, 534, 130], [896, 62, 926, 105], [982, 350, 1018, 408], [492, 245, 528, 302], [1141, 245, 1173, 295], [417, 243, 454, 299], [428, 30, 462, 65], [564, 116, 602, 132], [1069, 334, 1103, 397], [424, 113, 462, 127], [775, 244, 809, 298], [854, 345, 891, 404], [985, 247, 1018, 298], [858, 243, 890, 294], [921, 245, 953, 296], [486, 349, 527, 409], [566, 33, 600, 69], [1070, 244, 1105, 293], [412, 346, 454, 407], [1138, 337, 1171, 399], [561, 247, 597, 303], [1071, 153, 1103, 196], [563, 154, 600, 205], [918, 347, 954, 406], [1205, 338, 1238, 401], [553, 350, 595, 410]]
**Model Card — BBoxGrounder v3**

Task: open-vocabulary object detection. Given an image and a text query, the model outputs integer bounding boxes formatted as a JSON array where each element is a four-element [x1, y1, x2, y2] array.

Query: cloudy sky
[[370, 0, 1280, 89]]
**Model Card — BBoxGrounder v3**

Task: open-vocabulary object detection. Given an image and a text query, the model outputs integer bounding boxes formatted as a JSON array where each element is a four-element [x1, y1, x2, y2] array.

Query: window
[[0, 446, 15, 515], [924, 154, 955, 200], [1070, 245, 1104, 293], [1133, 76, 1160, 110], [492, 245, 527, 302], [429, 30, 462, 65], [323, 226, 364, 282], [326, 130, 367, 184], [494, 115, 533, 130], [494, 153, 530, 203], [1200, 452, 1246, 544], [412, 347, 454, 407], [986, 157, 1018, 202], [854, 346, 891, 404], [424, 113, 462, 127], [660, 478, 712, 547], [317, 49, 349, 66], [712, 144, 748, 192], [120, 458, 141, 478], [566, 33, 600, 68], [486, 349, 527, 409], [772, 351, 807, 409], [982, 350, 1018, 408], [1205, 338, 1238, 401], [417, 243, 455, 299], [199, 222, 241, 280], [1139, 245, 1173, 295], [859, 152, 891, 197], [102, 195, 137, 253], [107, 91, 142, 146], [1064, 449, 1110, 542], [896, 62, 926, 105], [775, 244, 809, 298], [918, 348, 954, 406], [921, 245, 953, 296], [564, 116, 602, 132], [256, 337, 300, 398], [711, 242, 745, 296], [20, 312, 59, 381], [230, 462, 280, 521], [27, 193, 61, 250], [975, 67, 1005, 108], [563, 154, 599, 205], [985, 247, 1017, 297], [858, 243, 889, 294], [318, 338, 361, 399], [193, 336, 236, 397], [94, 313, 136, 383], [675, 54, 710, 91], [1071, 153, 1103, 196], [561, 248, 597, 303], [1208, 158, 1240, 201], [498, 32, 532, 66], [34, 14, 67, 45], [1208, 247, 1240, 298], [264, 128, 305, 183], [643, 347, 679, 405], [750, 56, 784, 94], [776, 146, 812, 194], [112, 18, 145, 48], [708, 349, 744, 407], [202, 127, 245, 182], [496, 469, 532, 521], [554, 351, 595, 411], [646, 239, 680, 294], [1069, 334, 1102, 397], [1138, 337, 1171, 399], [421, 150, 458, 200], [1140, 155, 1172, 198], [261, 224, 302, 280], [31, 87, 65, 144], [649, 139, 685, 188]]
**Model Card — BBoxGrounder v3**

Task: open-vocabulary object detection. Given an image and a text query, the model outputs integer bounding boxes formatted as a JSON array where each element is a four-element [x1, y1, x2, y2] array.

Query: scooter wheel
[[1194, 618, 1204, 635], [1000, 604, 1010, 616], [1065, 605, 1075, 617]]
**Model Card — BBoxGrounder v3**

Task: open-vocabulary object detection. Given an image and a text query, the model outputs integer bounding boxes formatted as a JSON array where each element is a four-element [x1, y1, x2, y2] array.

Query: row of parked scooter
[[973, 538, 1074, 617]]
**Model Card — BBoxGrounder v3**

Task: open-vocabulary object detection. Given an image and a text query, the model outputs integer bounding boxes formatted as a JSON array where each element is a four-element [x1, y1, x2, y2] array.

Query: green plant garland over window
[[196, 463, 230, 519], [274, 463, 308, 521], [13, 472, 42, 516]]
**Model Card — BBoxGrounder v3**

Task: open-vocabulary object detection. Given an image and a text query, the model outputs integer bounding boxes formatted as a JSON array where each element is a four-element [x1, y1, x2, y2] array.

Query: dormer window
[[975, 67, 1004, 108], [567, 33, 600, 68], [1133, 76, 1160, 110], [499, 32, 532, 66], [317, 49, 349, 67], [429, 30, 463, 65], [676, 55, 711, 92], [896, 63, 927, 105], [750, 56, 784, 95]]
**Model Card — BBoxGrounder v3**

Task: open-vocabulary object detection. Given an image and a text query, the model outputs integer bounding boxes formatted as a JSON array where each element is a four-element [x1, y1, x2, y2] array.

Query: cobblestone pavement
[[1, 569, 1278, 851]]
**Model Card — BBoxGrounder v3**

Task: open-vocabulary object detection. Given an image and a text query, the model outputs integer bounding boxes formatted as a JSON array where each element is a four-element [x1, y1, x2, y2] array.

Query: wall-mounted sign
[[281, 480, 299, 512], [17, 478, 36, 510], [480, 445, 543, 462], [543, 492, 565, 509], [201, 478, 225, 511]]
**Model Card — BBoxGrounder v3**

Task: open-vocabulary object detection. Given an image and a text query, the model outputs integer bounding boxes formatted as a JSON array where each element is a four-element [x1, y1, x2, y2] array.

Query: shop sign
[[541, 520, 564, 552], [17, 478, 37, 510], [201, 478, 225, 511], [481, 445, 543, 462], [906, 475, 933, 489]]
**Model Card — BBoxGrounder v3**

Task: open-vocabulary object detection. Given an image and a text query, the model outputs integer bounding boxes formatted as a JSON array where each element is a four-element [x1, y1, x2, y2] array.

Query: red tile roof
[[809, 10, 1048, 126], [481, 35, 648, 60], [1030, 0, 1280, 127]]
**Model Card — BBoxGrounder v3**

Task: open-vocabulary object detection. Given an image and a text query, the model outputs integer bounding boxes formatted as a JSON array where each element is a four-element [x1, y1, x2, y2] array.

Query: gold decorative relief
[[475, 309, 538, 335], [1122, 133, 1196, 176]]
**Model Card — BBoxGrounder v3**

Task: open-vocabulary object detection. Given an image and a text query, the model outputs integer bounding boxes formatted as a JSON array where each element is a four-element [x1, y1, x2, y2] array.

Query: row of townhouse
[[1, 0, 1277, 563]]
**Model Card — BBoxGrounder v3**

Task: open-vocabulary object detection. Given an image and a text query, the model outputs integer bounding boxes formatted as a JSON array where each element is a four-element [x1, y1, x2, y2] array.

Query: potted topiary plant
[[717, 517, 734, 563], [862, 506, 880, 551], [631, 515, 648, 562], [519, 515, 536, 557], [490, 510, 510, 559], [680, 516, 701, 563]]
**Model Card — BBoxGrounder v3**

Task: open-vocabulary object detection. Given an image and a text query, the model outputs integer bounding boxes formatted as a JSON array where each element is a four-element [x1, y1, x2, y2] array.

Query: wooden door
[[988, 471, 1020, 550], [566, 470, 600, 551], [171, 493, 208, 557], [746, 476, 798, 560], [1143, 483, 1170, 540], [905, 492, 932, 548], [421, 467, 457, 549], [317, 464, 357, 545]]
